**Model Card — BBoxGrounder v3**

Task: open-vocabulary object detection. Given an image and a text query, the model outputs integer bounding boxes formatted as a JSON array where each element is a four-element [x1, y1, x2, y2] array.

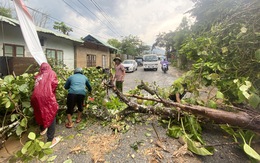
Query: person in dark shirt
[[64, 68, 92, 128]]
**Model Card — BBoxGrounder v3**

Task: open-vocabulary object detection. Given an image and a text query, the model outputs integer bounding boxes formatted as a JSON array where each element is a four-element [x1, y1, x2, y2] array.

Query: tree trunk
[[109, 83, 260, 133]]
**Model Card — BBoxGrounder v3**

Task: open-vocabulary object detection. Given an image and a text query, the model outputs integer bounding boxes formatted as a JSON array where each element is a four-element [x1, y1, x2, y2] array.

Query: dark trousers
[[66, 94, 85, 115], [116, 81, 123, 92], [40, 117, 56, 142]]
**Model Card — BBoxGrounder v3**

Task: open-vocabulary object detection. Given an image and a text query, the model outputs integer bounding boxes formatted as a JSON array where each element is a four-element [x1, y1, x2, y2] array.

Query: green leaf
[[243, 143, 260, 161], [40, 155, 48, 162], [16, 125, 25, 136], [21, 141, 32, 154], [5, 100, 11, 108], [39, 141, 44, 148], [255, 49, 260, 61], [207, 100, 217, 109], [221, 47, 228, 53], [240, 27, 247, 33], [3, 75, 15, 83], [47, 155, 57, 162], [28, 132, 36, 140], [220, 125, 236, 136], [76, 123, 86, 131], [63, 159, 73, 163], [167, 126, 183, 138], [145, 133, 151, 137], [216, 91, 224, 99], [18, 84, 28, 93], [183, 135, 214, 156], [11, 114, 19, 122], [248, 93, 260, 109], [20, 118, 28, 127], [43, 142, 52, 149], [22, 101, 31, 108], [43, 148, 53, 155]]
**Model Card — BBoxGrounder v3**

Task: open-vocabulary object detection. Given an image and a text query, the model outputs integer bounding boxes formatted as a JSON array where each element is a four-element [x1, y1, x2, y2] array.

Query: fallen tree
[[108, 81, 260, 133]]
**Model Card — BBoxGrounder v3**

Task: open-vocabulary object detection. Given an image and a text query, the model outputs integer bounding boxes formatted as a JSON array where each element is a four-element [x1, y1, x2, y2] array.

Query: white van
[[143, 54, 158, 71]]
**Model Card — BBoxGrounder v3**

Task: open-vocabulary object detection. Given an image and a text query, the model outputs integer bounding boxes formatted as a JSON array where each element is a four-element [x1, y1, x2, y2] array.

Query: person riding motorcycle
[[160, 58, 169, 70]]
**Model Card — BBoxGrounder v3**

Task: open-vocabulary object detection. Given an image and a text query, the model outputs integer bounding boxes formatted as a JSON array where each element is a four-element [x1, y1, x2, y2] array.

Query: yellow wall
[[75, 42, 113, 69]]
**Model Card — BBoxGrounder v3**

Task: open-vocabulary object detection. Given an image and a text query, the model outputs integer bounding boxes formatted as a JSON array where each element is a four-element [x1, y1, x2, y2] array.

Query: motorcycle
[[162, 63, 168, 73]]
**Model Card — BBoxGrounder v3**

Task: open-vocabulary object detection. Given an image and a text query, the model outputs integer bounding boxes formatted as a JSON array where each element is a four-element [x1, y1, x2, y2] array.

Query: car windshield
[[123, 60, 134, 64], [143, 55, 157, 61]]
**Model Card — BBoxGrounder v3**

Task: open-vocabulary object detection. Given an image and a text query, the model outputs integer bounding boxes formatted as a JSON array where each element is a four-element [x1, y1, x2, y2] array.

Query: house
[[0, 15, 118, 76], [0, 15, 83, 76], [75, 34, 118, 69]]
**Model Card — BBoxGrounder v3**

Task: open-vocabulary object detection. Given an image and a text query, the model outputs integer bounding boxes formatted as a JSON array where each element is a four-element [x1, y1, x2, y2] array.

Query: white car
[[122, 60, 138, 72]]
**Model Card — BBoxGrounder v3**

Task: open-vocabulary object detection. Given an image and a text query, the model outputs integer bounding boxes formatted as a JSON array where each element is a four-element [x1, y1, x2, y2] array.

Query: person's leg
[[76, 94, 85, 123], [116, 81, 123, 92], [47, 117, 56, 142], [66, 94, 76, 127]]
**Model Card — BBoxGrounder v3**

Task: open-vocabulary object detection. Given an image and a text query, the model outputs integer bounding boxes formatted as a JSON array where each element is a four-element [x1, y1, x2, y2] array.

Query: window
[[87, 54, 96, 67], [46, 49, 63, 64], [3, 44, 24, 57], [102, 55, 107, 68]]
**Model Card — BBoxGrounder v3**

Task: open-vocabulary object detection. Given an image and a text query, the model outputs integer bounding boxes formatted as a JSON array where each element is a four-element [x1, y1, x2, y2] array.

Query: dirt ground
[[0, 114, 254, 163]]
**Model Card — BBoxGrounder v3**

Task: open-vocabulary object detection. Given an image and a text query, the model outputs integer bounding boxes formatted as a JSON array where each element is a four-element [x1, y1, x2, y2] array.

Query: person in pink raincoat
[[31, 62, 60, 147]]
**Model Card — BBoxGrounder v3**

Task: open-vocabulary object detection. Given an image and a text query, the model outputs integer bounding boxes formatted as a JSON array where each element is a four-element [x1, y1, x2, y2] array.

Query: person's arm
[[51, 73, 58, 93], [85, 79, 92, 93], [121, 65, 125, 81], [64, 77, 70, 90]]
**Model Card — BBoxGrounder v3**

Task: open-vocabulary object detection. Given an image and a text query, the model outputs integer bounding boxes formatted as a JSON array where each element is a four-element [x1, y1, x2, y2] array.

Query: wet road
[[123, 65, 183, 92]]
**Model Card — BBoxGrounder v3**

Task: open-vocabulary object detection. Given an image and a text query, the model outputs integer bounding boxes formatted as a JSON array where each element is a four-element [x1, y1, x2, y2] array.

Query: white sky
[[2, 0, 194, 46]]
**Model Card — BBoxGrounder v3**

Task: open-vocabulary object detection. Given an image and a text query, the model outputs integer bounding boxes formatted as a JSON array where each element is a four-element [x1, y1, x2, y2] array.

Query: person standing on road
[[113, 57, 125, 92], [31, 62, 60, 148], [64, 68, 92, 128]]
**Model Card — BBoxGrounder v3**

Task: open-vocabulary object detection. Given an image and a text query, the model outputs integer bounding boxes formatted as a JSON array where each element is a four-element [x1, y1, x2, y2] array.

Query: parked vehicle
[[122, 60, 138, 72], [143, 54, 158, 71]]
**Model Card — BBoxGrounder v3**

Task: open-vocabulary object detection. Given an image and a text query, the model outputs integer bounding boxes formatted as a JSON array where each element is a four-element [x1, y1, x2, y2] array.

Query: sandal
[[40, 128, 47, 135], [50, 137, 61, 148], [65, 122, 74, 128], [76, 119, 82, 123]]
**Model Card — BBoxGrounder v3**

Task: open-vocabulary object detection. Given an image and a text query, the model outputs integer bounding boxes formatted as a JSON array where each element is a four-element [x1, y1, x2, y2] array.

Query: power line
[[62, 0, 120, 38], [26, 6, 89, 36], [75, 0, 121, 38], [89, 0, 122, 37]]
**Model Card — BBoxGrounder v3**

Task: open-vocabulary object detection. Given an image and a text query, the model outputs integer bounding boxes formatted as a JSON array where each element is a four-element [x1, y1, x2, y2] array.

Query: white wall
[[39, 33, 75, 69], [0, 23, 76, 69]]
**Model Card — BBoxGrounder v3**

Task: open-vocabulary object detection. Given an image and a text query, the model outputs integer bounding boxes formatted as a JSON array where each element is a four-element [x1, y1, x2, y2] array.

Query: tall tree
[[53, 21, 73, 35], [120, 35, 146, 56], [107, 38, 121, 49], [0, 7, 12, 18]]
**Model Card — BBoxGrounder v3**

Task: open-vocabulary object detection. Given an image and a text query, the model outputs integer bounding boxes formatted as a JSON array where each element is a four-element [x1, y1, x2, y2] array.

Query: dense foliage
[[108, 35, 150, 56], [154, 0, 260, 108]]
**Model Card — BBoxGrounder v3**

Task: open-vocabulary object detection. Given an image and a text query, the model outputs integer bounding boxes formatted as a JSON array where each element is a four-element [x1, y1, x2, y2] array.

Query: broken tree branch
[[108, 82, 260, 133]]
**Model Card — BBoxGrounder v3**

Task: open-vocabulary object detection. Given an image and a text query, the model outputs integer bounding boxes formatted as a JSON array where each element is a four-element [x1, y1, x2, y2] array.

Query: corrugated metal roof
[[0, 15, 83, 43], [84, 34, 118, 51]]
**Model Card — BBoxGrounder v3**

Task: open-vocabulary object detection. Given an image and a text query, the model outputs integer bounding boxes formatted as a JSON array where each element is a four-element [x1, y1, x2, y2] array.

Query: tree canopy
[[0, 7, 12, 18], [107, 35, 150, 56], [53, 21, 73, 35]]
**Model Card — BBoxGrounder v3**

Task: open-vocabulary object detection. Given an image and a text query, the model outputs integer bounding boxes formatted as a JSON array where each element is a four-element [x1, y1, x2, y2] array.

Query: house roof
[[0, 15, 83, 43], [83, 34, 118, 51]]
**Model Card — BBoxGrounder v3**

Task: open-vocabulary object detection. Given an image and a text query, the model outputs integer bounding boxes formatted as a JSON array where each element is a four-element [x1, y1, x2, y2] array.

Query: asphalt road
[[123, 65, 183, 93]]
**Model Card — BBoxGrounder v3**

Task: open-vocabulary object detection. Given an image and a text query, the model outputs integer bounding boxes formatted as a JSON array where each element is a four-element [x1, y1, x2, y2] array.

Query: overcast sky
[[3, 0, 194, 46]]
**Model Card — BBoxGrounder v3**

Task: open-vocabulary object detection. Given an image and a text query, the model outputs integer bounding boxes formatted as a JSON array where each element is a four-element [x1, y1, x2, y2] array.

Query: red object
[[89, 97, 94, 101], [31, 63, 59, 128]]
